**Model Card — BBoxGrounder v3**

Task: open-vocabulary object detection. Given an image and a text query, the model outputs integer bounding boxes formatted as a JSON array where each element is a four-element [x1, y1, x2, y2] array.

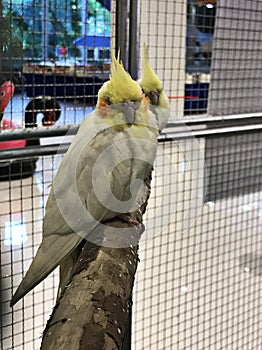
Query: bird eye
[[105, 96, 112, 105], [0, 91, 5, 97], [131, 98, 141, 103]]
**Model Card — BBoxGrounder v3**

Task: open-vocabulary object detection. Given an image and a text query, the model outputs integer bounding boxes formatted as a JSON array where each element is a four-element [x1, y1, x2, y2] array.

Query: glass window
[[186, 1, 216, 74], [98, 49, 110, 61], [87, 49, 95, 62]]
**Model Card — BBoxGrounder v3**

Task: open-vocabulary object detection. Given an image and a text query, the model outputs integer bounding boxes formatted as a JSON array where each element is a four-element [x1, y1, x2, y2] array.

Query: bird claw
[[118, 213, 140, 226]]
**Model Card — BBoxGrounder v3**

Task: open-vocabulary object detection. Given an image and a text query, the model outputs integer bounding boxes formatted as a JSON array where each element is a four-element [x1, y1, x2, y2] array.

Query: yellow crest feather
[[142, 44, 162, 93], [98, 50, 142, 105]]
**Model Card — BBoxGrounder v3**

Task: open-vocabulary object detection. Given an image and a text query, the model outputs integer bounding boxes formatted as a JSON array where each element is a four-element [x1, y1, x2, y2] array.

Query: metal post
[[115, 0, 140, 79], [41, 0, 49, 61], [128, 0, 140, 80], [115, 0, 130, 70], [81, 0, 88, 64]]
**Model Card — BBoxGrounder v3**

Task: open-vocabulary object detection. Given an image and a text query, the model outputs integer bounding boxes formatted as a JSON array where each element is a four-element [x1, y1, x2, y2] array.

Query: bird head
[[97, 51, 144, 126], [141, 45, 165, 107], [0, 81, 15, 116], [140, 45, 170, 132]]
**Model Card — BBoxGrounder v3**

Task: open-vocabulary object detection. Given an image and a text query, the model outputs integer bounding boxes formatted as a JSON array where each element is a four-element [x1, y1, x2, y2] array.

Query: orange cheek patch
[[98, 100, 107, 117], [142, 94, 149, 111]]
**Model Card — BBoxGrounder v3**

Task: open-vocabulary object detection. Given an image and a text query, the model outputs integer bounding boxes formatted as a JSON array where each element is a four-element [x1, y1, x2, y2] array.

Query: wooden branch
[[41, 172, 152, 350]]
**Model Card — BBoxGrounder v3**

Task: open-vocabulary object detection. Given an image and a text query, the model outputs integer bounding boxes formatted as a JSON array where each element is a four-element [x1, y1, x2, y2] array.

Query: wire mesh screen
[[0, 0, 111, 127], [1, 0, 262, 349], [208, 0, 262, 116], [0, 155, 61, 350], [139, 0, 187, 118], [1, 131, 262, 349], [133, 132, 262, 350], [138, 0, 217, 118], [186, 0, 216, 115], [205, 132, 262, 201]]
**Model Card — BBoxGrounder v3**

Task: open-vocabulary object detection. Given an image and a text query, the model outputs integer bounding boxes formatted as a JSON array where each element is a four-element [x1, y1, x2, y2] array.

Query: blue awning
[[72, 35, 110, 48]]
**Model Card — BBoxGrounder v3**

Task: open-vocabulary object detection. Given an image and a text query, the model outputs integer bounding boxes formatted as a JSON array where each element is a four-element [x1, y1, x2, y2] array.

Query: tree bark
[[41, 173, 152, 350]]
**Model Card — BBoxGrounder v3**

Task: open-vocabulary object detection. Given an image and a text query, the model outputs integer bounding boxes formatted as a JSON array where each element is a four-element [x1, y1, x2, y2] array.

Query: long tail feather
[[10, 233, 82, 306]]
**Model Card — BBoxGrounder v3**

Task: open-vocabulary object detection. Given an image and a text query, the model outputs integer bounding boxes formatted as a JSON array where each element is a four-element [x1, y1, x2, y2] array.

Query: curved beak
[[112, 101, 140, 125], [148, 91, 160, 106], [123, 102, 138, 124]]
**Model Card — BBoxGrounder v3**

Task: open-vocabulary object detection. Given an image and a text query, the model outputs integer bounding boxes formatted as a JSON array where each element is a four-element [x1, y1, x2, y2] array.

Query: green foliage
[[0, 0, 110, 63], [0, 11, 24, 69], [88, 0, 111, 36], [71, 0, 81, 37]]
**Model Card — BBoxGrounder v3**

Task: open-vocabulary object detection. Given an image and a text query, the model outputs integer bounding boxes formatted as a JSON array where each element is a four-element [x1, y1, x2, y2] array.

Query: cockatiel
[[139, 45, 170, 132], [11, 52, 160, 306]]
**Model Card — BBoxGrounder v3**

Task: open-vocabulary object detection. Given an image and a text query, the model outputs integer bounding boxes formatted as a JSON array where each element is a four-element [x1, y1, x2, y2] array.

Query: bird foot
[[118, 213, 140, 226]]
